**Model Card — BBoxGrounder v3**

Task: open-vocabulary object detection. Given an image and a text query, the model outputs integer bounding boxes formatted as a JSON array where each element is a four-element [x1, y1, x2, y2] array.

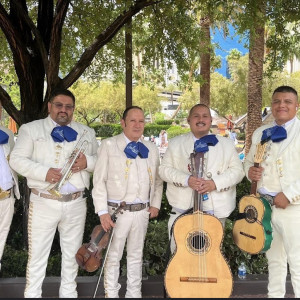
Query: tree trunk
[[0, 0, 159, 125], [199, 16, 211, 106], [245, 17, 265, 155], [125, 18, 133, 108]]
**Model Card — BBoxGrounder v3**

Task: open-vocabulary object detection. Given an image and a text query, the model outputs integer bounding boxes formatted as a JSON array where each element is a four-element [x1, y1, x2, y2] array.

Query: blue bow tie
[[124, 141, 149, 159], [261, 125, 287, 143], [51, 126, 78, 143], [0, 130, 9, 145], [194, 135, 219, 153]]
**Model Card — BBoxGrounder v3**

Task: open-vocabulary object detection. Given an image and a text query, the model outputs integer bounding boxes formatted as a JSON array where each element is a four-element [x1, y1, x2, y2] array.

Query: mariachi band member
[[244, 86, 300, 298], [0, 125, 19, 272], [92, 106, 163, 298], [159, 104, 244, 253], [10, 89, 98, 298]]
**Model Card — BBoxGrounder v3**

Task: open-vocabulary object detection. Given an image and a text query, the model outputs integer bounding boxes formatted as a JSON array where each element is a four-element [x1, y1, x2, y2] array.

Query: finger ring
[[78, 167, 80, 170], [52, 178, 54, 182]]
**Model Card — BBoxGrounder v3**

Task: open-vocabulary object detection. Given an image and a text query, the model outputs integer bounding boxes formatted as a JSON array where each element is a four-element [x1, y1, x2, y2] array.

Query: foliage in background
[[2, 176, 269, 278]]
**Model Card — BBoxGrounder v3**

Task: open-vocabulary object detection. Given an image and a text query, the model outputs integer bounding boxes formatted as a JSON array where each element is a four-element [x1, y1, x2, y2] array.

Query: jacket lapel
[[278, 119, 300, 156]]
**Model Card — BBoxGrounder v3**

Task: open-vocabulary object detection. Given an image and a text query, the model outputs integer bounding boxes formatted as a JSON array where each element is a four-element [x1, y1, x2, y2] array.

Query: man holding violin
[[92, 106, 163, 298], [10, 89, 98, 298]]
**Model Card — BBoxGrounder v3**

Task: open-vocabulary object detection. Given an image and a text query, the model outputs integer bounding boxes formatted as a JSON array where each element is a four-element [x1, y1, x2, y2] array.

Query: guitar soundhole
[[244, 205, 258, 223], [187, 231, 210, 254]]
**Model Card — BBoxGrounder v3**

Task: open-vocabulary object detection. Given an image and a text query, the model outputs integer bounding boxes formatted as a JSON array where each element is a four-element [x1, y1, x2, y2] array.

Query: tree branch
[[11, 0, 49, 72], [63, 0, 162, 87], [47, 0, 70, 90]]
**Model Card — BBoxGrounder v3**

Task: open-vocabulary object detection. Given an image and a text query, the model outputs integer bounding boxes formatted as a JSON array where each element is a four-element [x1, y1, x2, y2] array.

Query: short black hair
[[188, 103, 211, 117], [273, 86, 298, 97], [49, 89, 76, 104], [122, 106, 144, 120]]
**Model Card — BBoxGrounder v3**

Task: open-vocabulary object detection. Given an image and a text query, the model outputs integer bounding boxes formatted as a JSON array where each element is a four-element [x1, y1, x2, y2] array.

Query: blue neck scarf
[[51, 126, 78, 143], [124, 141, 149, 159], [261, 125, 287, 143], [194, 134, 219, 153], [0, 130, 9, 145]]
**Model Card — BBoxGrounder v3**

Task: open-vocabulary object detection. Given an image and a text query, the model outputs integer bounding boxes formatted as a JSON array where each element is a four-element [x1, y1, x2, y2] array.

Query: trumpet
[[48, 130, 89, 197]]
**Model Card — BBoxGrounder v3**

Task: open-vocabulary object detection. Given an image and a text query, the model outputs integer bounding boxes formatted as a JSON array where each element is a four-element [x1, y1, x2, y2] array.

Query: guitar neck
[[191, 152, 205, 213], [250, 162, 259, 195]]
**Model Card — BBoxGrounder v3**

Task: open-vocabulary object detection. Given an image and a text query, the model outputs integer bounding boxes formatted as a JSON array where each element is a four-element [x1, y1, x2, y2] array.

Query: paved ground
[[0, 274, 294, 298]]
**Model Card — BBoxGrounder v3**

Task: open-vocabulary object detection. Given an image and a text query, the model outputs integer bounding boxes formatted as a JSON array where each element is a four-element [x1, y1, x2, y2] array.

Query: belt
[[31, 188, 82, 202], [259, 193, 275, 206], [108, 201, 149, 212], [0, 188, 12, 201]]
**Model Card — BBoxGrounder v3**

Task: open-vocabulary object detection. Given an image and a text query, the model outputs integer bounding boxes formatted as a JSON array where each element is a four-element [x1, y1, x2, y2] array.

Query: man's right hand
[[100, 213, 115, 232], [248, 166, 264, 182], [46, 168, 62, 184]]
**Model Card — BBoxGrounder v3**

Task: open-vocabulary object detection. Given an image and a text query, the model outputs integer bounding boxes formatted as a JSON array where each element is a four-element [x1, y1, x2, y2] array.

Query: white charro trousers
[[267, 205, 300, 298], [24, 193, 86, 298], [0, 195, 15, 266], [104, 207, 150, 298]]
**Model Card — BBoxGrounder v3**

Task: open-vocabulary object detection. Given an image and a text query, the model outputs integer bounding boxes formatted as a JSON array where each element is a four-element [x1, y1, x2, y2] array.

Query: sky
[[212, 25, 248, 77]]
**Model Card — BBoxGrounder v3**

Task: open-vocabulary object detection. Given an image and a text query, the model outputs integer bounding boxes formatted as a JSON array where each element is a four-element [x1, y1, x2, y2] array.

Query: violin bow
[[92, 227, 115, 298], [92, 201, 126, 298]]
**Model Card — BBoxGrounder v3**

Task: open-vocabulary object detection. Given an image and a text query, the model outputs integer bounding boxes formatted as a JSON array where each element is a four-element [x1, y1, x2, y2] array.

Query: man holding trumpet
[[10, 89, 98, 298]]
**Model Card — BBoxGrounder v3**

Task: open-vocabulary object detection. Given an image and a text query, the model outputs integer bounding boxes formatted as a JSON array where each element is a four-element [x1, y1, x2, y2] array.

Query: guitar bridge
[[180, 276, 217, 283], [240, 231, 256, 240]]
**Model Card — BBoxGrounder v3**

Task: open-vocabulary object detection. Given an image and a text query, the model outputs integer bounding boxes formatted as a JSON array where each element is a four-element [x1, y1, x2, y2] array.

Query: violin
[[76, 201, 125, 272]]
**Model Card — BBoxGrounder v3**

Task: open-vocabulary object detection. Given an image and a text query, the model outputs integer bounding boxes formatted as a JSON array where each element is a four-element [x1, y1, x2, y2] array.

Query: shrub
[[3, 177, 268, 278], [166, 126, 190, 139]]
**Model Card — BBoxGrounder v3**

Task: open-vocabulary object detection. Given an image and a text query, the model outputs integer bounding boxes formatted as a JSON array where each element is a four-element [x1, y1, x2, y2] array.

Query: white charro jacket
[[159, 132, 244, 218], [92, 133, 163, 213], [244, 118, 300, 204], [0, 125, 20, 199], [9, 116, 98, 191]]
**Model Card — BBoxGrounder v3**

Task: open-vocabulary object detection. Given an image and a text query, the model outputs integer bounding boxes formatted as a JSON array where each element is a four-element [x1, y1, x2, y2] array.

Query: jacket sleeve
[[9, 124, 49, 181], [92, 141, 109, 213]]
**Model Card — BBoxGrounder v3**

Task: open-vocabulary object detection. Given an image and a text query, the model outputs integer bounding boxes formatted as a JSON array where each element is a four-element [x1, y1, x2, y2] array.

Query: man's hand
[[72, 152, 87, 173], [248, 166, 264, 182], [274, 192, 290, 209], [197, 179, 216, 194], [188, 176, 216, 193], [148, 207, 159, 219], [46, 168, 62, 184], [99, 213, 115, 232]]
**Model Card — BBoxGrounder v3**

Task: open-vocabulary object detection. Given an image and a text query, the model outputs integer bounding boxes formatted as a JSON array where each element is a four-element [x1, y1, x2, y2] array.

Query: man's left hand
[[72, 152, 87, 173], [197, 179, 216, 194], [148, 207, 159, 219], [274, 192, 290, 209]]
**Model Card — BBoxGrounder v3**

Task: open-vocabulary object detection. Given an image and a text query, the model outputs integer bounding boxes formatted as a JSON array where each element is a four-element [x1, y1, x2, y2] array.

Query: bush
[[155, 120, 175, 125], [166, 126, 190, 139], [3, 177, 268, 278]]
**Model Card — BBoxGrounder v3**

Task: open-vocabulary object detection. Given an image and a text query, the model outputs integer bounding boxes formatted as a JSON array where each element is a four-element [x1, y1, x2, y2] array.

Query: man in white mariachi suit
[[9, 89, 98, 298], [244, 85, 300, 298], [0, 125, 20, 272], [92, 106, 163, 298], [159, 104, 244, 253]]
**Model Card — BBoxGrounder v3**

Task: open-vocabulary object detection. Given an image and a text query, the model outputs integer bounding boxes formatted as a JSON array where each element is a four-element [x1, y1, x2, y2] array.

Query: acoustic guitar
[[232, 142, 273, 254], [164, 151, 233, 298]]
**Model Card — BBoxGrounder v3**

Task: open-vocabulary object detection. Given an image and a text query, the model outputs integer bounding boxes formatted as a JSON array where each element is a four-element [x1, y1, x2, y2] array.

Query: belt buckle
[[130, 203, 144, 212], [58, 194, 72, 202]]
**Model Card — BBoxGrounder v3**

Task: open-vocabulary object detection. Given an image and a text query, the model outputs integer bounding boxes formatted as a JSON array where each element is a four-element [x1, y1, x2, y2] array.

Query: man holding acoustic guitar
[[244, 85, 300, 298], [159, 104, 244, 298]]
